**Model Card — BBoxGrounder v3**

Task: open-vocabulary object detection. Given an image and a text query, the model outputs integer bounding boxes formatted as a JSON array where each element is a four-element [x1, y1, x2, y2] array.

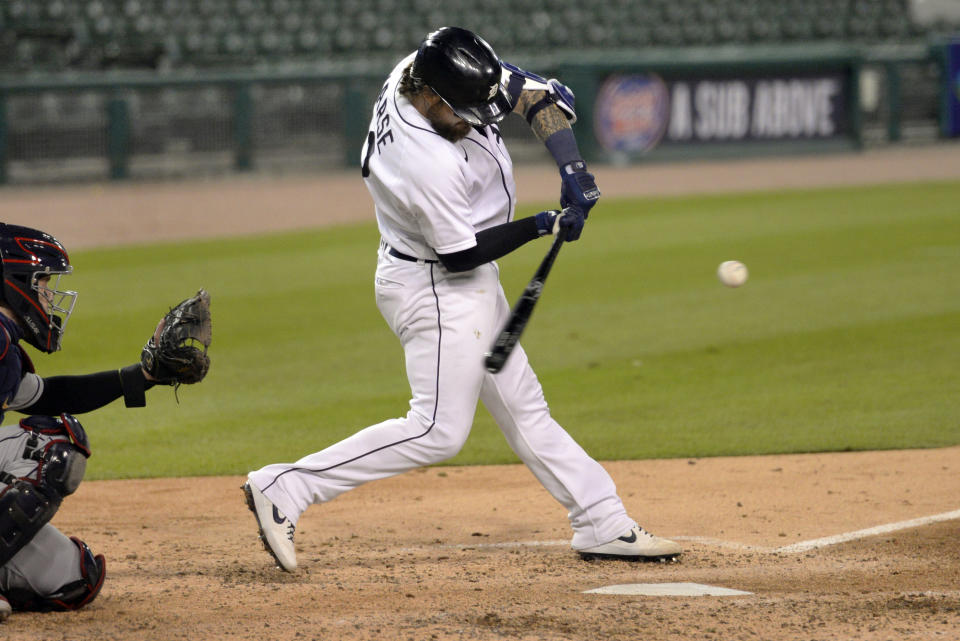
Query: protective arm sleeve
[[437, 216, 541, 273], [20, 365, 156, 414]]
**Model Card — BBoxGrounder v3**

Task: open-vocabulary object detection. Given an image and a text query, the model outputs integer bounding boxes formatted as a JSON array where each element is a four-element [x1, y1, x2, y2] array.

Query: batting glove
[[560, 161, 600, 218], [535, 207, 585, 241], [558, 206, 585, 241]]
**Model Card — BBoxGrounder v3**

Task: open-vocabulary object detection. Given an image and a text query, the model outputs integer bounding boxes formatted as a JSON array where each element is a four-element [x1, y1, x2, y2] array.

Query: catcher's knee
[[20, 414, 90, 496], [0, 414, 90, 565], [4, 537, 106, 612]]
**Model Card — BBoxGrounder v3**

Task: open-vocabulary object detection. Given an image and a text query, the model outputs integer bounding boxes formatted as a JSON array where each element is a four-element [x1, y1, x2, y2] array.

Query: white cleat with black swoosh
[[242, 479, 298, 572], [578, 526, 682, 562]]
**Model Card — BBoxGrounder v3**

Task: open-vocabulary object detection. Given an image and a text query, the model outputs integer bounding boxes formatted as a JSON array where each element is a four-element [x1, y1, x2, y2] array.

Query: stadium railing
[[0, 42, 952, 184]]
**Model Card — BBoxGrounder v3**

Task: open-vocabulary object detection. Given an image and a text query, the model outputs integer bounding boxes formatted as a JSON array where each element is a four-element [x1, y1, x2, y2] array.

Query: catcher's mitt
[[141, 289, 211, 385]]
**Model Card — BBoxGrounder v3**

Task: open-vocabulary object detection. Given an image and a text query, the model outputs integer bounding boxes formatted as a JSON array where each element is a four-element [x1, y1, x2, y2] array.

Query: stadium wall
[[0, 42, 953, 185]]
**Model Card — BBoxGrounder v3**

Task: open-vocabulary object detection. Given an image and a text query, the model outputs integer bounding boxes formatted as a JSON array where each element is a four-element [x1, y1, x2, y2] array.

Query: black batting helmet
[[411, 27, 512, 126], [0, 223, 77, 353]]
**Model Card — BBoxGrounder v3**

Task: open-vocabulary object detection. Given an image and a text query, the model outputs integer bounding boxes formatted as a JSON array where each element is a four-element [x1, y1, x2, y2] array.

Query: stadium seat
[[1, 0, 957, 72]]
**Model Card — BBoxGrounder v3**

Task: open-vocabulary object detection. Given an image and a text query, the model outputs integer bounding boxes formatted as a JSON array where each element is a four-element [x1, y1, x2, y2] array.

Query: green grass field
[[39, 180, 960, 479]]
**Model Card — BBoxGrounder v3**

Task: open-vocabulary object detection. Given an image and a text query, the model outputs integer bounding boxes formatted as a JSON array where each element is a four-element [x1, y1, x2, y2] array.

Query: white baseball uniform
[[248, 54, 636, 550]]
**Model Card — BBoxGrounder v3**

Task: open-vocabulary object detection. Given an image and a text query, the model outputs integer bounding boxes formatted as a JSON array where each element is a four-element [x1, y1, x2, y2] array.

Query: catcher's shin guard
[[4, 537, 106, 612], [0, 479, 63, 566], [0, 414, 90, 565]]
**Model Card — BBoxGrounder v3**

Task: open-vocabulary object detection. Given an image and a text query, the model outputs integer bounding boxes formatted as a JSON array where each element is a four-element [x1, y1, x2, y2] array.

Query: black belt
[[384, 243, 438, 264]]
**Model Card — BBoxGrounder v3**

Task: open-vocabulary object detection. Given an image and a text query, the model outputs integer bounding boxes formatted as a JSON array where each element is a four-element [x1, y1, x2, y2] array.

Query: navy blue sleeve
[[437, 216, 541, 273], [22, 365, 155, 414]]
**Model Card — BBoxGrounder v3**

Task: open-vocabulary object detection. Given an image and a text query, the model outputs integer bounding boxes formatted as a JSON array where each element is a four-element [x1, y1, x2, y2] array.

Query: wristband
[[119, 363, 150, 408], [544, 129, 582, 170]]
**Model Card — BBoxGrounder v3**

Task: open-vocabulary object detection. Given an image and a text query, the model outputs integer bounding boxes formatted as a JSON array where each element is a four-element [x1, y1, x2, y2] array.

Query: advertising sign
[[593, 74, 670, 153], [595, 72, 850, 153], [947, 42, 960, 137]]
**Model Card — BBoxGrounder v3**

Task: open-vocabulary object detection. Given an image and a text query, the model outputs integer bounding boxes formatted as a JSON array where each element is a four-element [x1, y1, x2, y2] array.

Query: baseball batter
[[244, 27, 681, 572], [0, 224, 211, 622]]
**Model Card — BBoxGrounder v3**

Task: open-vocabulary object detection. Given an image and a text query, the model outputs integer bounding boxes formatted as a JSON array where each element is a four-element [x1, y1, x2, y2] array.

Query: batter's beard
[[426, 103, 472, 142]]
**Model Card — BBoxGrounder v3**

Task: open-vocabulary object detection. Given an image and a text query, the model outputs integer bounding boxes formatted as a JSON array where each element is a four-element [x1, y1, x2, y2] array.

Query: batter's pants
[[250, 251, 636, 549]]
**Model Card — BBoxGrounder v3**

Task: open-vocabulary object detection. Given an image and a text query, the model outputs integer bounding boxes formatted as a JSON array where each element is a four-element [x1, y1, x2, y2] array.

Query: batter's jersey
[[361, 53, 517, 260]]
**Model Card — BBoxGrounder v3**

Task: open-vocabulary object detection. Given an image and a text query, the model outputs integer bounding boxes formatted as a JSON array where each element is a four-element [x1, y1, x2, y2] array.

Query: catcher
[[0, 223, 211, 622]]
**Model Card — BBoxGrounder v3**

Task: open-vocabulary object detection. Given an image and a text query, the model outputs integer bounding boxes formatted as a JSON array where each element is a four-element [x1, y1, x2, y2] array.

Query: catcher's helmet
[[0, 223, 77, 353], [411, 26, 512, 126]]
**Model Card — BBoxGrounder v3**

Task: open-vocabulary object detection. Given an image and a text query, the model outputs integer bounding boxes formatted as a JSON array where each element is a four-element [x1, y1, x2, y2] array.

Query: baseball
[[717, 260, 748, 287]]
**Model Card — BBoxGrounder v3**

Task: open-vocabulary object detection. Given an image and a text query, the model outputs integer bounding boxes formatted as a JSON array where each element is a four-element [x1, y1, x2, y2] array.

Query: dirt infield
[[1, 144, 959, 639], [5, 449, 960, 641]]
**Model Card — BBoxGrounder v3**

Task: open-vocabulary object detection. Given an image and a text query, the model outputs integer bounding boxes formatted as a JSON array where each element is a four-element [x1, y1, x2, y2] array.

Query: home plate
[[584, 582, 752, 597]]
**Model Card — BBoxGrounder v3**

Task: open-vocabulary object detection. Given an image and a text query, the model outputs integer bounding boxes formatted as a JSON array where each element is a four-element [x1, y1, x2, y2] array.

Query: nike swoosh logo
[[618, 531, 638, 543], [272, 506, 287, 525]]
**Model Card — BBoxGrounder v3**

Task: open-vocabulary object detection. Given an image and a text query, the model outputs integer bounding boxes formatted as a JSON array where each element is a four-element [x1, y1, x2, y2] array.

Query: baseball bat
[[484, 226, 569, 373]]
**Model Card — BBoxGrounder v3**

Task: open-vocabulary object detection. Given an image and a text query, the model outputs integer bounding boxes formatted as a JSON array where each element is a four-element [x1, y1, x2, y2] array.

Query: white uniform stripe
[[462, 134, 512, 224]]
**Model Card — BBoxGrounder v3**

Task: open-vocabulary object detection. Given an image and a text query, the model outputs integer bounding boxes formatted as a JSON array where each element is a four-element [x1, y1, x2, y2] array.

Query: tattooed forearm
[[512, 88, 542, 116], [513, 89, 571, 143], [530, 104, 570, 142]]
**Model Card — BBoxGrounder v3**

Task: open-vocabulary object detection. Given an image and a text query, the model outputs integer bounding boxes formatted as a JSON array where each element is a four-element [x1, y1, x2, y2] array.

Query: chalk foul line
[[773, 508, 960, 554], [403, 509, 960, 556]]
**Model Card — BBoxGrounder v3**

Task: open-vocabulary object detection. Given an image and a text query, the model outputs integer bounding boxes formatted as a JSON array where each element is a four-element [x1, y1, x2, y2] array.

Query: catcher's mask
[[0, 223, 77, 353], [411, 26, 512, 126]]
